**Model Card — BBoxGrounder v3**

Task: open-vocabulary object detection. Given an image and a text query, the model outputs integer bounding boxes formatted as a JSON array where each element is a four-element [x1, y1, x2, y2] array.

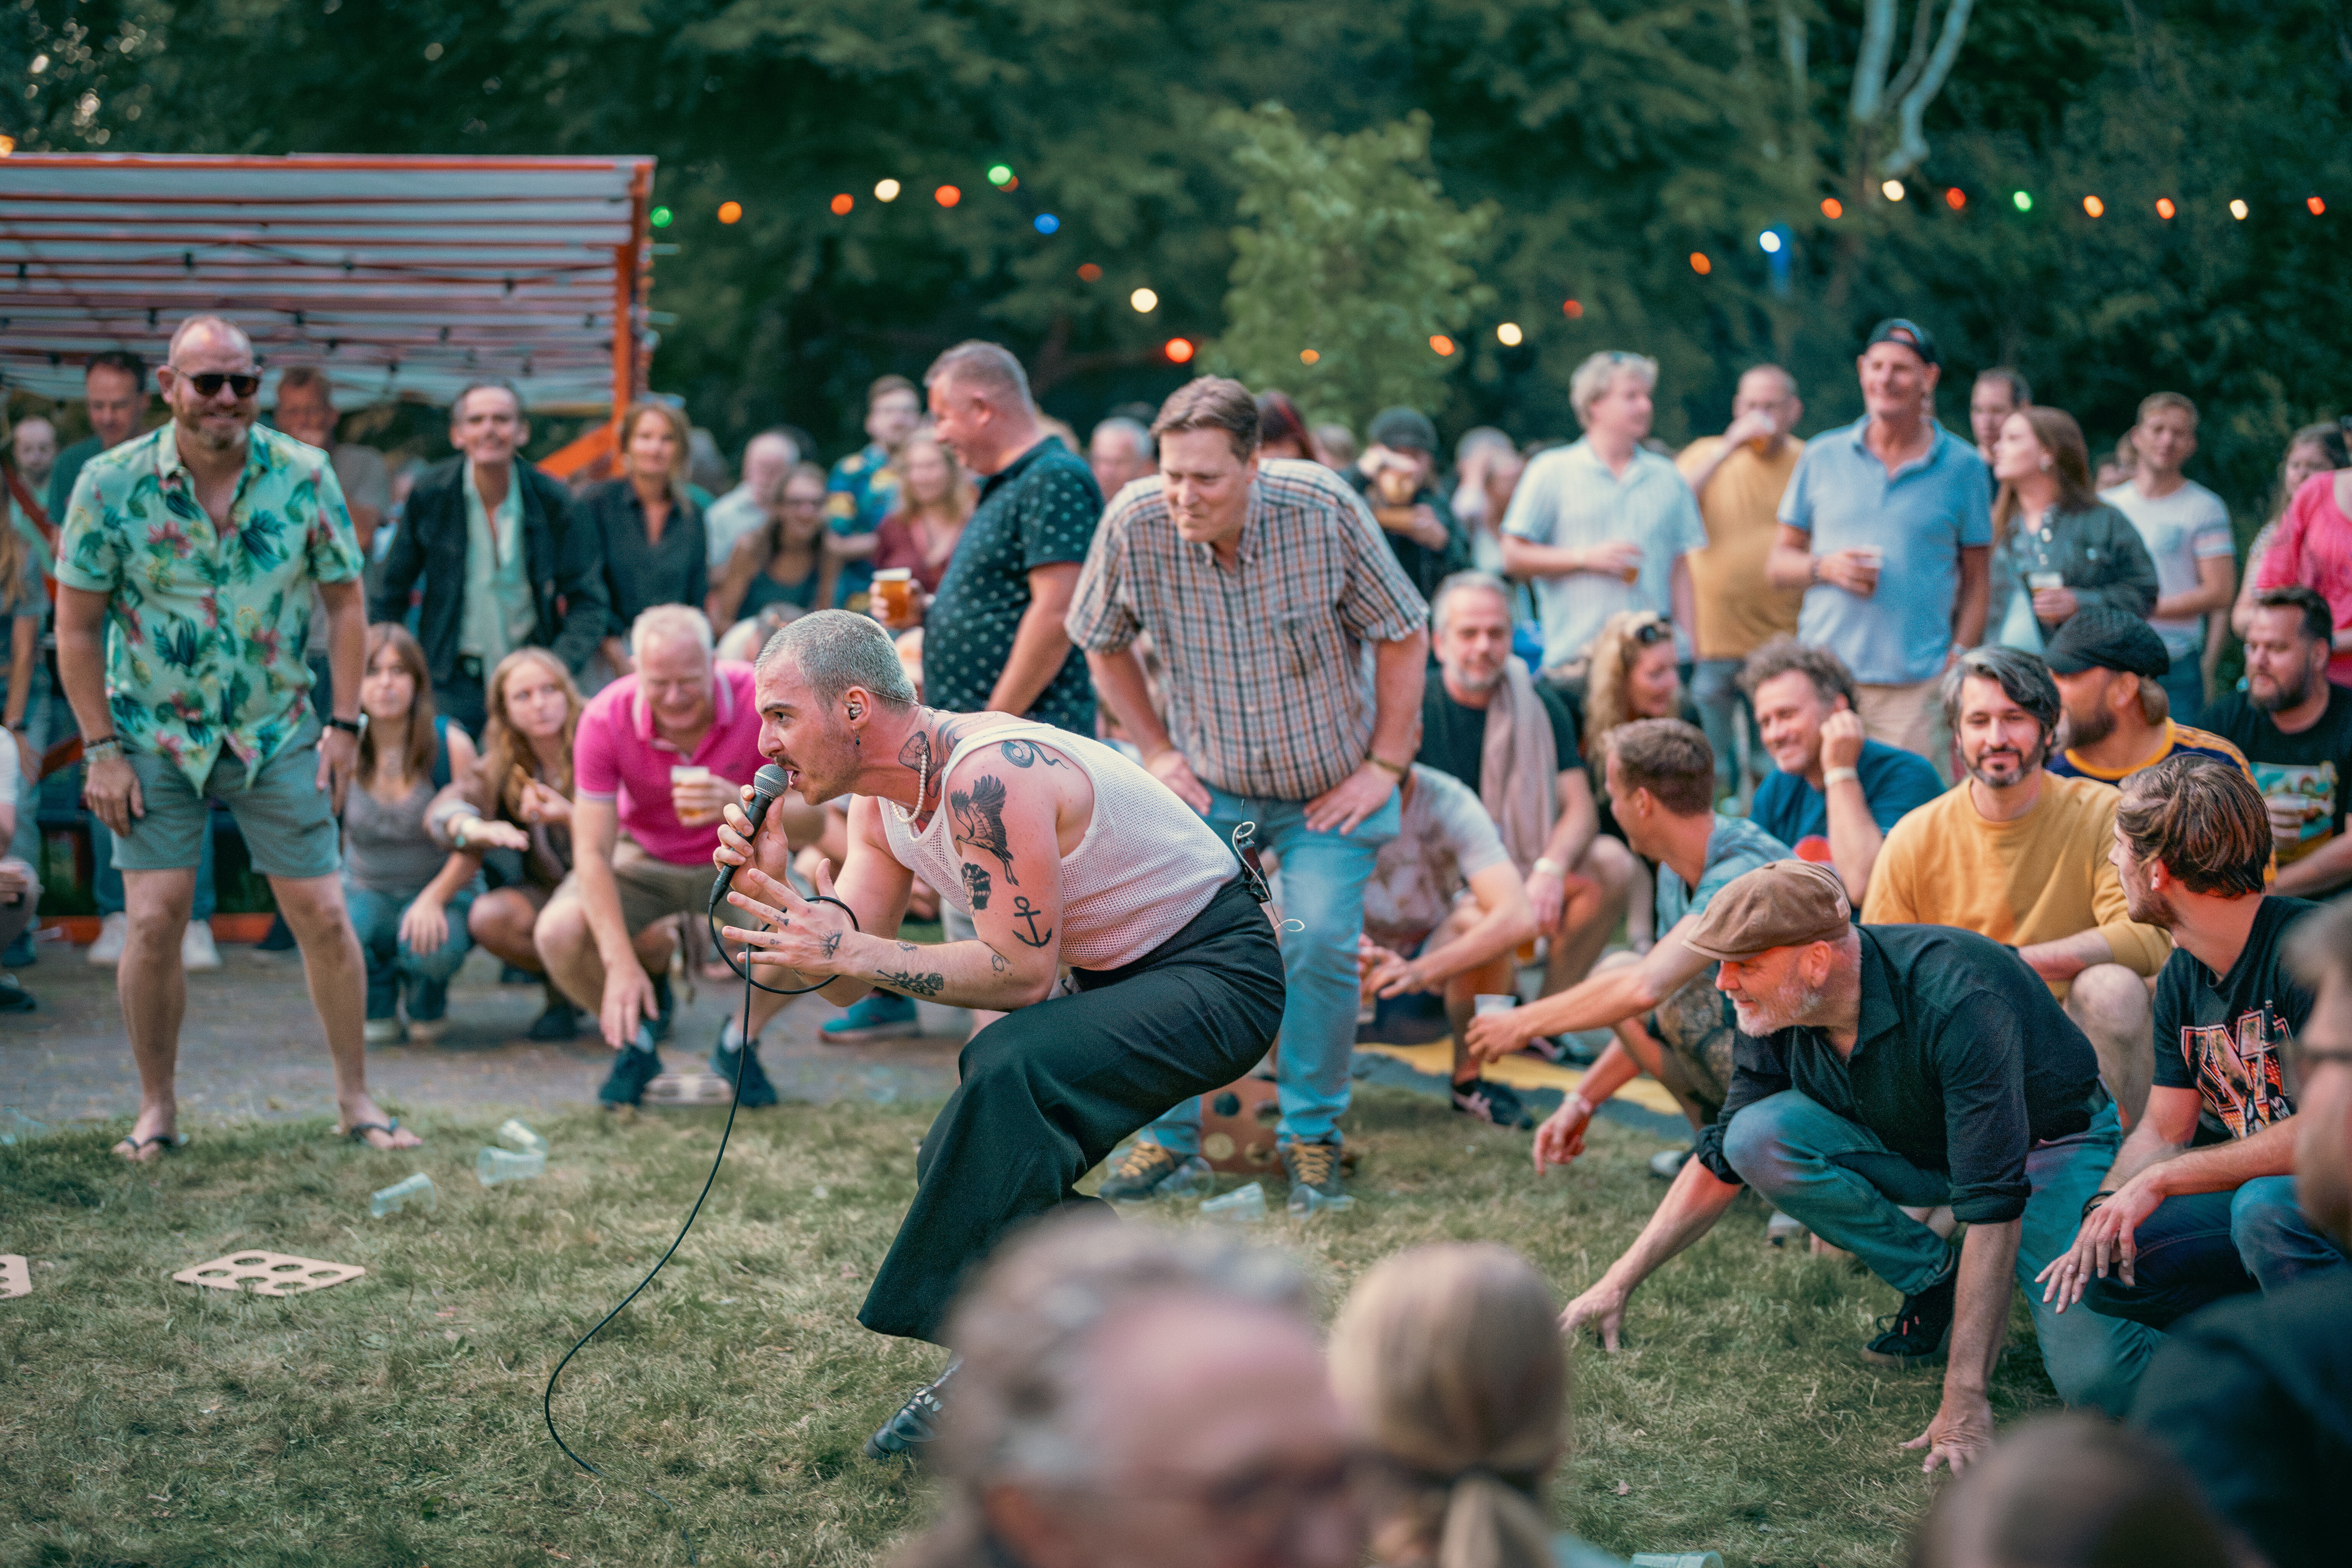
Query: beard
[[1964, 731, 2047, 789], [2064, 700, 2115, 748], [2119, 874, 2178, 929], [2252, 663, 2316, 714], [181, 409, 250, 453], [1731, 975, 1828, 1036]]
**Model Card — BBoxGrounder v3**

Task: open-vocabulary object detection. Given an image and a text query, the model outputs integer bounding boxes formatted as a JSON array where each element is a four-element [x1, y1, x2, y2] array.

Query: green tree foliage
[[1208, 106, 1493, 426], [2, 0, 2345, 527]]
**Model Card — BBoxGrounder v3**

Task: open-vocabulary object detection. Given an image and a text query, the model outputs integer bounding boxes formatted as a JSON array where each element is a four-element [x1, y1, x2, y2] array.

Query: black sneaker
[[710, 1033, 779, 1108], [865, 1357, 960, 1462], [1280, 1138, 1346, 1216], [526, 996, 580, 1041], [598, 1043, 665, 1108], [1096, 1142, 1213, 1202], [1862, 1256, 1959, 1369], [0, 973, 35, 1013], [650, 973, 675, 1042], [1450, 1077, 1535, 1129]]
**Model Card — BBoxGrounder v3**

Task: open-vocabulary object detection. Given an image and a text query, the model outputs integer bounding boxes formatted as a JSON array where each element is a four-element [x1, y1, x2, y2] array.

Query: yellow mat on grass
[[1357, 1037, 1685, 1117]]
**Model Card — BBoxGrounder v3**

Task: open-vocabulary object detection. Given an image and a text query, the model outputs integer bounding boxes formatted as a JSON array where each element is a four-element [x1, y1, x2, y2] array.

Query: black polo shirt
[[574, 478, 708, 639], [1694, 924, 2102, 1223], [925, 434, 1101, 733]]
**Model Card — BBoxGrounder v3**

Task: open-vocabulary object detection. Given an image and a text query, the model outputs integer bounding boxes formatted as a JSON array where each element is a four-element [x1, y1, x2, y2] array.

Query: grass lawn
[[0, 1087, 2061, 1567]]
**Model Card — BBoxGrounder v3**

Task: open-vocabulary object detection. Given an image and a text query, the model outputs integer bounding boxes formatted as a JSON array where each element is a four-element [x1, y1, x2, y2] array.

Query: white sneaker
[[181, 922, 222, 972], [363, 1017, 405, 1044], [86, 911, 130, 967]]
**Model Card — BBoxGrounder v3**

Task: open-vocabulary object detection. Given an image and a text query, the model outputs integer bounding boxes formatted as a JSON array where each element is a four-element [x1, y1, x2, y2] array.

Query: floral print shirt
[[56, 422, 363, 790]]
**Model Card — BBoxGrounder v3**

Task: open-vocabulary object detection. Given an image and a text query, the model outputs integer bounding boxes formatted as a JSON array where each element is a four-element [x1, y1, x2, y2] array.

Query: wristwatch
[[325, 713, 367, 737]]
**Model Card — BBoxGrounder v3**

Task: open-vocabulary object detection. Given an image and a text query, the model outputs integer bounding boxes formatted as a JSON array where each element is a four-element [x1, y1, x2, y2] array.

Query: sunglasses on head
[[1631, 619, 1673, 646], [174, 368, 261, 399]]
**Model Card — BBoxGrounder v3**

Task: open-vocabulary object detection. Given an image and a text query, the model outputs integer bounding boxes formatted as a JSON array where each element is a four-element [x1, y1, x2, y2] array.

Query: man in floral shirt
[[54, 315, 420, 1161]]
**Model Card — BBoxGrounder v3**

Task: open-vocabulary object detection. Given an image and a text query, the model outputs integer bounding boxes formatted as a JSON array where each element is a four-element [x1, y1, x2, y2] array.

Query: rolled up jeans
[[2081, 1175, 2348, 1329], [1143, 786, 1398, 1151], [1690, 658, 1750, 790], [344, 879, 480, 1021], [1723, 1090, 2162, 1415], [0, 859, 41, 955]]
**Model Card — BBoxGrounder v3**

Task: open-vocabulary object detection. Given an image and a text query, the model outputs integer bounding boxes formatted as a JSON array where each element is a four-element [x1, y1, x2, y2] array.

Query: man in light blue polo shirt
[[1766, 319, 1991, 760], [1502, 351, 1705, 673]]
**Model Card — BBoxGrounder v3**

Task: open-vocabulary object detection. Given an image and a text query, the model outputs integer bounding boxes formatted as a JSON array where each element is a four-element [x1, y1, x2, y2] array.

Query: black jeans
[[434, 663, 488, 740], [858, 880, 1286, 1343]]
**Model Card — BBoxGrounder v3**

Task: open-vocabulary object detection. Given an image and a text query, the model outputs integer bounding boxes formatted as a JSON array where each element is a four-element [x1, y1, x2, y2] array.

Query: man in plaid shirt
[[1069, 376, 1429, 1213]]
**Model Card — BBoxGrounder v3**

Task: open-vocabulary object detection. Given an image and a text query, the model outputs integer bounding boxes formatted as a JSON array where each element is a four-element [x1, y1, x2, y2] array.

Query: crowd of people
[[4, 306, 2351, 1561]]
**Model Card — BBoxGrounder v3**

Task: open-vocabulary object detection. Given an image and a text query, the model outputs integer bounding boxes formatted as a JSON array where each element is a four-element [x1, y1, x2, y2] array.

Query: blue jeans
[[1690, 658, 1752, 791], [2082, 1175, 2347, 1329], [345, 880, 480, 1021], [1723, 1091, 2162, 1415], [2159, 647, 2205, 730], [1144, 786, 1398, 1150]]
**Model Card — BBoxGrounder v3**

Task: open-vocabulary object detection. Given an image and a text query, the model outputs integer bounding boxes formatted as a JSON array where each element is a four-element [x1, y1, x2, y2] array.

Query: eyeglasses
[[172, 367, 261, 399], [2282, 1038, 2352, 1096]]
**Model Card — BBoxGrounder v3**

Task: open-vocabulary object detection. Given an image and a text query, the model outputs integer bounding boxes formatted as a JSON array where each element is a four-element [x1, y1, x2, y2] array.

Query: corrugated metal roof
[[0, 152, 656, 412]]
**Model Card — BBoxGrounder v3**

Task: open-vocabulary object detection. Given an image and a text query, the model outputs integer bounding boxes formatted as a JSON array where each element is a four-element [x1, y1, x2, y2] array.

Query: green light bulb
[[2012, 190, 2032, 212], [650, 206, 673, 228], [987, 165, 1013, 187]]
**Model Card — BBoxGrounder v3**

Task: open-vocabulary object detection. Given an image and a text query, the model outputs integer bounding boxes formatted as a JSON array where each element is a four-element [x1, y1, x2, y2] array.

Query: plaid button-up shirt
[[1068, 457, 1427, 801]]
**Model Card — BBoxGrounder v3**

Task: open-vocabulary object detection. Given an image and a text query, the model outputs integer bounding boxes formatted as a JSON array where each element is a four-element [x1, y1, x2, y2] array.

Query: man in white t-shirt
[[2100, 392, 2236, 727]]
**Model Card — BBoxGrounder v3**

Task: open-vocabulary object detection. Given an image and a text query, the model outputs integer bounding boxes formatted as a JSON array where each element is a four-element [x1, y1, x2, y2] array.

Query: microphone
[[711, 763, 794, 908]]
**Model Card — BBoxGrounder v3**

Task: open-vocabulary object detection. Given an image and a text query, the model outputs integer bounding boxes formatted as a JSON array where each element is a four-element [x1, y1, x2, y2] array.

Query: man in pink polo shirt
[[536, 604, 796, 1107]]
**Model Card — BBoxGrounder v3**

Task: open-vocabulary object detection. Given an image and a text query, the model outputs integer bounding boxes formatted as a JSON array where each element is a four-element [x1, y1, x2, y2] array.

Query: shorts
[[114, 713, 340, 881], [1651, 970, 1738, 1120], [547, 835, 715, 936]]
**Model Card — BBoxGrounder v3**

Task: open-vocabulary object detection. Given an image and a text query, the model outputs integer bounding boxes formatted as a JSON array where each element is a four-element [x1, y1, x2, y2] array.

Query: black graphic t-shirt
[[2152, 895, 2321, 1143], [2203, 685, 2352, 871]]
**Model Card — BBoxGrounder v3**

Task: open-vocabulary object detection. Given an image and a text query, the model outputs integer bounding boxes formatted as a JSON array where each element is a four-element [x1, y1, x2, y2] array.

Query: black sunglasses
[[1632, 619, 1673, 646], [173, 368, 261, 399]]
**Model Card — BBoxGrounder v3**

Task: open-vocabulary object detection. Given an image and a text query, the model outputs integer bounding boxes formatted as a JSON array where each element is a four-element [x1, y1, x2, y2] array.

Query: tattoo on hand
[[961, 861, 992, 911], [999, 738, 1065, 769], [897, 940, 917, 952], [818, 931, 842, 960], [949, 774, 1019, 885], [875, 968, 946, 998], [1009, 895, 1055, 949]]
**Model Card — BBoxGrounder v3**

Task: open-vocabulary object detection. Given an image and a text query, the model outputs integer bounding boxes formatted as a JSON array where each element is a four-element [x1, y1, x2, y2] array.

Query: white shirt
[[2100, 479, 2235, 658], [1500, 439, 1705, 668]]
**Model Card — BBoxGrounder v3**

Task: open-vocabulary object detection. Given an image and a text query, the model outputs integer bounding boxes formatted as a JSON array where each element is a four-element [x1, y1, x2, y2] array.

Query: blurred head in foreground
[[1328, 1243, 1566, 1568], [895, 1214, 1361, 1568], [1907, 1414, 2242, 1568]]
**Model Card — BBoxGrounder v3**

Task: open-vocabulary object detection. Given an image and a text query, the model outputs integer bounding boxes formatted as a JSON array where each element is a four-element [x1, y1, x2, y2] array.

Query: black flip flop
[[340, 1118, 405, 1147], [112, 1132, 188, 1160]]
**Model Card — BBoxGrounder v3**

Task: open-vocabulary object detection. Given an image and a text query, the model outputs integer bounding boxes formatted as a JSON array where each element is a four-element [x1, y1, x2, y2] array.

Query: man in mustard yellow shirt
[[1864, 646, 2171, 1124]]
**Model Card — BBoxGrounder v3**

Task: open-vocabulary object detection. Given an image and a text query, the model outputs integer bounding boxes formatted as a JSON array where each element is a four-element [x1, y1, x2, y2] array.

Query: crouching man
[[1561, 860, 2160, 1473]]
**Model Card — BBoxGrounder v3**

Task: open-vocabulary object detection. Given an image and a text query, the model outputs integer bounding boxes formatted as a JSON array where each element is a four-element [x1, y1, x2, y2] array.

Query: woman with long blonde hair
[[709, 461, 831, 628], [581, 399, 707, 678], [427, 645, 585, 1039], [869, 431, 975, 624], [1331, 1243, 1622, 1568]]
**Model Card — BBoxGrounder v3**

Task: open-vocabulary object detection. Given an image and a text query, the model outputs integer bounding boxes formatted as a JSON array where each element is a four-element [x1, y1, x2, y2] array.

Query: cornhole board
[[0, 1254, 28, 1300], [1200, 1076, 1282, 1174], [172, 1251, 365, 1297]]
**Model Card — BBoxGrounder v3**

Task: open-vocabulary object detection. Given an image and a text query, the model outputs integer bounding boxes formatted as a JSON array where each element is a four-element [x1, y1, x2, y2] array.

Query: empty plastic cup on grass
[[1199, 1183, 1268, 1225], [496, 1118, 549, 1155], [370, 1172, 438, 1218], [1289, 1186, 1356, 1217], [1630, 1555, 1723, 1568], [476, 1146, 547, 1186]]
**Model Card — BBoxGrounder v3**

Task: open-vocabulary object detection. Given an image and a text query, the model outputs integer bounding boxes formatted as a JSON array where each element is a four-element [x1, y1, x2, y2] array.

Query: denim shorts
[[113, 713, 341, 881]]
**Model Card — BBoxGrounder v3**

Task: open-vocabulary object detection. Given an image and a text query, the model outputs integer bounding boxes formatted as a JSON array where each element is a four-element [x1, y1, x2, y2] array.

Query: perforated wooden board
[[0, 1254, 28, 1300], [172, 1250, 366, 1297]]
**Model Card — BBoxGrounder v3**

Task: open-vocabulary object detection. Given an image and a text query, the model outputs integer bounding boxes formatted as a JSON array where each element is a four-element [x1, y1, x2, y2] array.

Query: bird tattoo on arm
[[948, 773, 1019, 887]]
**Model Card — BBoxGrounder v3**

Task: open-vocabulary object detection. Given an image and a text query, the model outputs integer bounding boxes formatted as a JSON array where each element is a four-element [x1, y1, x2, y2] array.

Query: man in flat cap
[[2045, 604, 2254, 788], [1556, 860, 2160, 1475]]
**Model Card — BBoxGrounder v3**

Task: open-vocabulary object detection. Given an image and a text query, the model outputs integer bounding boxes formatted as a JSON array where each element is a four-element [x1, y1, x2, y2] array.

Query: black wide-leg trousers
[[858, 880, 1286, 1342]]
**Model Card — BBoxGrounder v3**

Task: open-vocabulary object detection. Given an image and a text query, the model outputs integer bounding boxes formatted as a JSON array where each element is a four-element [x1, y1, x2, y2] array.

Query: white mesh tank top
[[879, 719, 1237, 971]]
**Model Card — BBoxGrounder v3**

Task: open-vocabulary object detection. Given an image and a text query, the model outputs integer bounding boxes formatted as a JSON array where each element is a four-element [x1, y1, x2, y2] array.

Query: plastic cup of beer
[[1474, 994, 1518, 1016], [1850, 545, 1885, 593], [671, 765, 717, 826], [872, 568, 915, 626], [2029, 571, 2066, 593]]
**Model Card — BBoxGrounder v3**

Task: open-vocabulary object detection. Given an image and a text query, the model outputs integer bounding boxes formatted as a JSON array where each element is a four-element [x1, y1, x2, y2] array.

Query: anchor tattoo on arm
[[1009, 895, 1055, 949], [948, 773, 1019, 885]]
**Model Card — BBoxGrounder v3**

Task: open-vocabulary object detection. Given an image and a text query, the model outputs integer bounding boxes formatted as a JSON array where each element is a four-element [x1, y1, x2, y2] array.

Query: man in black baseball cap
[[1865, 317, 1941, 366], [1346, 405, 1465, 598], [2047, 605, 2259, 788]]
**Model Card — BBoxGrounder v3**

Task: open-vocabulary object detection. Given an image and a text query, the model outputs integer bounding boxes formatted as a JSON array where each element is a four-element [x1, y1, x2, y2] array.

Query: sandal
[[339, 1118, 406, 1147], [112, 1132, 188, 1161]]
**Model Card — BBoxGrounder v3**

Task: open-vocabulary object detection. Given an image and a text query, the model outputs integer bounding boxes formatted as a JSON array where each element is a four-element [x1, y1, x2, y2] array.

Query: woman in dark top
[[709, 461, 830, 629], [1987, 406, 2159, 653], [578, 399, 706, 678]]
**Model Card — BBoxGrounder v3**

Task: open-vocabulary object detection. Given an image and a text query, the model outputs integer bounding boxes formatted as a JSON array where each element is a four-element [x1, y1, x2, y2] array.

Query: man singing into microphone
[[711, 610, 1286, 1460]]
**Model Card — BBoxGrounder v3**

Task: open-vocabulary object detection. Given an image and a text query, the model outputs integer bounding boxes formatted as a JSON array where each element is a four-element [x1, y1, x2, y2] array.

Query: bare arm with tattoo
[[716, 733, 1081, 1011]]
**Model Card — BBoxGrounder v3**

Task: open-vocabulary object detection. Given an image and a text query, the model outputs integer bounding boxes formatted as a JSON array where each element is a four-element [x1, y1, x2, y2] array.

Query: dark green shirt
[[1694, 924, 2101, 1223], [926, 435, 1101, 733]]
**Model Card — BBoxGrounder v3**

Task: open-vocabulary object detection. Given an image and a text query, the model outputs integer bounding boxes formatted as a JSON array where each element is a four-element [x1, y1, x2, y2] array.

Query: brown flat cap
[[1682, 860, 1851, 962]]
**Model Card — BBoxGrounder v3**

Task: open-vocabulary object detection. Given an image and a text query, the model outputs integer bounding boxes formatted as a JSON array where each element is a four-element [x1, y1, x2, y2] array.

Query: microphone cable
[[543, 781, 859, 1562]]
